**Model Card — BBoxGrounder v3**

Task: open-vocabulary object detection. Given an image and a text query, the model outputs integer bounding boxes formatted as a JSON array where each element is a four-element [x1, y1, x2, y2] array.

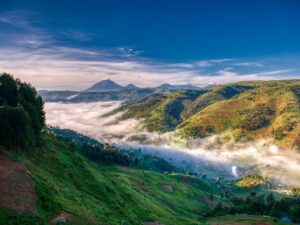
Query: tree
[[0, 106, 32, 149], [0, 73, 45, 151], [103, 143, 111, 151], [0, 73, 18, 106]]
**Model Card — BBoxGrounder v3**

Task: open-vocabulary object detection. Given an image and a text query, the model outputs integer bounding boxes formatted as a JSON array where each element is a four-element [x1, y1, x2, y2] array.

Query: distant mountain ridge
[[84, 79, 200, 92], [84, 79, 124, 92], [39, 79, 202, 102], [157, 83, 199, 90], [124, 83, 139, 90]]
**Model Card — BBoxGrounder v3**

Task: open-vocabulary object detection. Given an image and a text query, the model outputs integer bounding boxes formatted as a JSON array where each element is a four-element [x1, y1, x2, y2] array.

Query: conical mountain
[[84, 79, 123, 92], [124, 83, 139, 90]]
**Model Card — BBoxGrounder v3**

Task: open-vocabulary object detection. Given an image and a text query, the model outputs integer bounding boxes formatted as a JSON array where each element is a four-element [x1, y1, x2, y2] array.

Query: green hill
[[179, 80, 300, 149], [0, 132, 217, 225], [119, 90, 206, 132], [117, 80, 300, 149], [182, 84, 253, 119], [1, 131, 298, 225]]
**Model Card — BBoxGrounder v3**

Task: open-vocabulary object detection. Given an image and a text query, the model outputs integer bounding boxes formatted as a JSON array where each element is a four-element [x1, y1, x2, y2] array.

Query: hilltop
[[84, 79, 124, 92]]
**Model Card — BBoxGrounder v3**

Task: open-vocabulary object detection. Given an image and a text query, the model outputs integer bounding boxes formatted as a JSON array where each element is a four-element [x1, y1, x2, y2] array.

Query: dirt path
[[0, 154, 37, 214]]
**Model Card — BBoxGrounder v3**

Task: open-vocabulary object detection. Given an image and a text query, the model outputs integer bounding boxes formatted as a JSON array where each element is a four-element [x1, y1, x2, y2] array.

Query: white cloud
[[44, 101, 140, 142], [0, 10, 298, 90], [45, 101, 300, 187], [0, 45, 298, 90], [234, 62, 263, 67]]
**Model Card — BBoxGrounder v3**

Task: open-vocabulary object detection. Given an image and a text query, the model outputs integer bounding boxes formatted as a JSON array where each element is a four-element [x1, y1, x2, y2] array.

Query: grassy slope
[[120, 90, 206, 132], [179, 80, 300, 149], [2, 133, 224, 225], [0, 133, 293, 225], [182, 84, 254, 119], [116, 80, 300, 148]]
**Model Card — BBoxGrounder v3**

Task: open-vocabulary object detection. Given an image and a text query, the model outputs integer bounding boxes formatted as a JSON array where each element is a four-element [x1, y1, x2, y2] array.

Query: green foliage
[[2, 130, 300, 224], [0, 73, 18, 106], [0, 73, 45, 150], [13, 133, 218, 224], [48, 127, 178, 173], [182, 84, 253, 119], [120, 90, 206, 132], [236, 175, 267, 188], [207, 215, 286, 225], [241, 105, 275, 131], [0, 208, 43, 225], [291, 85, 300, 103], [177, 81, 300, 148], [117, 80, 300, 148], [292, 187, 300, 196], [208, 191, 300, 222], [0, 106, 34, 149]]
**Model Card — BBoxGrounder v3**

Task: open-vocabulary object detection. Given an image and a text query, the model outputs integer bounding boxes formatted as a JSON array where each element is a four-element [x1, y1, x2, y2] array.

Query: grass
[[121, 90, 206, 133], [236, 175, 267, 188], [178, 81, 300, 149], [3, 133, 221, 225], [117, 80, 300, 149], [0, 132, 294, 224], [207, 215, 289, 225]]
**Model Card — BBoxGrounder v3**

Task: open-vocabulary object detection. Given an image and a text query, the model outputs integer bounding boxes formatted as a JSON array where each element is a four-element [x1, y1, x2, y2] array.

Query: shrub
[[241, 105, 275, 131], [292, 187, 300, 196]]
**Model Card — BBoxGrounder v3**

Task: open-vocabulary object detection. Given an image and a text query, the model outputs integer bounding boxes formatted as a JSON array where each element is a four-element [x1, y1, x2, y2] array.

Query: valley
[[1, 1, 299, 224], [43, 80, 300, 187], [2, 76, 300, 225]]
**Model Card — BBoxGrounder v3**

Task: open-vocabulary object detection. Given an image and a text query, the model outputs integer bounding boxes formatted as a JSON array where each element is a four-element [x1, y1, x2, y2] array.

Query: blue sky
[[0, 0, 299, 90]]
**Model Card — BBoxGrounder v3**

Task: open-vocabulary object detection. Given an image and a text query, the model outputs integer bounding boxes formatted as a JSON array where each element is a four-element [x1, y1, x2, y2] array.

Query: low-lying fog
[[45, 101, 300, 187]]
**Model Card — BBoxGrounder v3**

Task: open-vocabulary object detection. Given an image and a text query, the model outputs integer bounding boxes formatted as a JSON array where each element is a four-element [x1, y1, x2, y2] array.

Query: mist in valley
[[45, 101, 300, 187]]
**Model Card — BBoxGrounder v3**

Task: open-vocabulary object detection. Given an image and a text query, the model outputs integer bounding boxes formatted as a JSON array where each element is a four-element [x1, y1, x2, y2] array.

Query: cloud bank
[[45, 101, 300, 187]]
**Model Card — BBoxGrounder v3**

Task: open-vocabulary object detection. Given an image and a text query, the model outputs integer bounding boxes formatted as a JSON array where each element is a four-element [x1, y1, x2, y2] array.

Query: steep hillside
[[182, 84, 254, 119], [119, 90, 207, 132], [178, 80, 300, 149], [116, 80, 300, 149], [0, 132, 222, 225], [1, 131, 298, 225]]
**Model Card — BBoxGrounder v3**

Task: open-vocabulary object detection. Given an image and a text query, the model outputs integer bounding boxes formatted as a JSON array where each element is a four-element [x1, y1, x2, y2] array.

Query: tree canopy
[[0, 73, 45, 150]]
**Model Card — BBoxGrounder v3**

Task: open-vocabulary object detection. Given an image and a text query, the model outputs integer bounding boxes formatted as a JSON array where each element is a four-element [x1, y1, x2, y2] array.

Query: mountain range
[[84, 79, 139, 92], [38, 79, 201, 102], [85, 79, 200, 92]]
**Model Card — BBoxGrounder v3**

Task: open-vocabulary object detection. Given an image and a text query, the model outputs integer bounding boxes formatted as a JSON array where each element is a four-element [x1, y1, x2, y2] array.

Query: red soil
[[0, 154, 37, 214]]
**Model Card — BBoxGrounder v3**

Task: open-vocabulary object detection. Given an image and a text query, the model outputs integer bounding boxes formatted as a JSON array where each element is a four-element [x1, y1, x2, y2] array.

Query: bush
[[292, 187, 300, 196], [241, 105, 275, 131]]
